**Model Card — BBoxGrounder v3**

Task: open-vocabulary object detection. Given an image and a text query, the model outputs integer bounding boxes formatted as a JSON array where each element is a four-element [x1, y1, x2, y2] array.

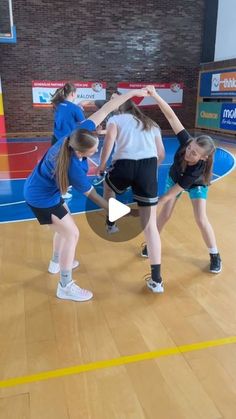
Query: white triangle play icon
[[108, 197, 130, 222]]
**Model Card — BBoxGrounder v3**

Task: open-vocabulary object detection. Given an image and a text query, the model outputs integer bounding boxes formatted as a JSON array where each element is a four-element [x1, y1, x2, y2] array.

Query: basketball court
[[1, 1, 236, 418]]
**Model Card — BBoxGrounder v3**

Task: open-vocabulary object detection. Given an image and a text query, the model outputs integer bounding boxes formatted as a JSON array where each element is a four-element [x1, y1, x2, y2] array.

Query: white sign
[[32, 80, 106, 107], [117, 82, 183, 107]]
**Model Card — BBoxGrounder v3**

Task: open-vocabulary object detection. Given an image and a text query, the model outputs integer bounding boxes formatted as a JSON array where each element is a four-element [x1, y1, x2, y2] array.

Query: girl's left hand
[[133, 88, 149, 97], [95, 165, 106, 176]]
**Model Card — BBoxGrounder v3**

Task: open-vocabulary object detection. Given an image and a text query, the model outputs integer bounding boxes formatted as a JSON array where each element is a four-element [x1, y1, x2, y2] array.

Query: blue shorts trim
[[165, 176, 208, 200]]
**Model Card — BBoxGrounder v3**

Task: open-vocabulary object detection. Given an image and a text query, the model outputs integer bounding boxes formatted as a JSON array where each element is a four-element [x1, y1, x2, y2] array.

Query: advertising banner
[[220, 103, 236, 131], [117, 82, 184, 107], [199, 69, 236, 98], [196, 102, 221, 129], [32, 81, 107, 107]]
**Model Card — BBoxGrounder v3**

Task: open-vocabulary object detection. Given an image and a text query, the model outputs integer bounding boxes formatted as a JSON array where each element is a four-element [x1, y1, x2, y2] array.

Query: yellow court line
[[1, 336, 236, 389]]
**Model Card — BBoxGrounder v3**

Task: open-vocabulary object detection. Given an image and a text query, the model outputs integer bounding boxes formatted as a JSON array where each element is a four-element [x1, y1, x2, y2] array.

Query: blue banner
[[220, 103, 236, 131], [199, 69, 236, 98]]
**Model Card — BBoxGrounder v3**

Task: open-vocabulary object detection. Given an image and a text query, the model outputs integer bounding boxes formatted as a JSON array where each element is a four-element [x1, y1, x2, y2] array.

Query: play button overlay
[[85, 193, 147, 243], [108, 198, 130, 222]]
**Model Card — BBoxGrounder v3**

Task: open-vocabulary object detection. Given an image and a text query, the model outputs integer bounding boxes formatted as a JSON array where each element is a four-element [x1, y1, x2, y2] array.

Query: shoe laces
[[210, 253, 219, 259], [68, 281, 87, 295]]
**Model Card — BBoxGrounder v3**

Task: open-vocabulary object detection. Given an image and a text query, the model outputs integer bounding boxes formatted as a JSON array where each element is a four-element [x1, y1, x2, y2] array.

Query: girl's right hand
[[146, 85, 158, 97]]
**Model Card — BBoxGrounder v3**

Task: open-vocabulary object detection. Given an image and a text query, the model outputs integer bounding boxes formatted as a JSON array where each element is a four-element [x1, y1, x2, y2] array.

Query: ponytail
[[203, 154, 214, 184], [55, 138, 72, 194], [196, 135, 215, 184], [118, 100, 159, 131], [55, 129, 99, 194], [51, 82, 77, 109]]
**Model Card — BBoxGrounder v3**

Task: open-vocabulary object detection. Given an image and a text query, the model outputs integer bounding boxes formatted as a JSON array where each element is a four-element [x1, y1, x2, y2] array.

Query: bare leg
[[140, 198, 177, 258], [50, 213, 93, 301], [103, 181, 119, 233], [139, 205, 161, 264], [191, 199, 217, 248], [52, 232, 64, 257], [157, 198, 177, 232], [48, 203, 79, 273], [50, 213, 79, 271], [139, 205, 164, 293], [191, 198, 222, 273], [103, 181, 116, 201]]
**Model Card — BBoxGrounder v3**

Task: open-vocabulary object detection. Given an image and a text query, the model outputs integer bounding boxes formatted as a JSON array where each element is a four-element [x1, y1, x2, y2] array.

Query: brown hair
[[55, 129, 98, 193], [118, 99, 159, 131], [179, 135, 216, 184], [51, 83, 76, 109]]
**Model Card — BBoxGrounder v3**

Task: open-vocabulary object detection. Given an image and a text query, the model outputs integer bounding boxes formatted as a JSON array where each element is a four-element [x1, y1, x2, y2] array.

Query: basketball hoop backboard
[[0, 0, 17, 43]]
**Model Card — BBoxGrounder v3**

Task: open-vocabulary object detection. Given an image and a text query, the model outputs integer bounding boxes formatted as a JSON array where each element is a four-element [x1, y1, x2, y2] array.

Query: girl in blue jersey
[[140, 86, 222, 281], [51, 82, 85, 145], [24, 88, 148, 302], [51, 83, 86, 199]]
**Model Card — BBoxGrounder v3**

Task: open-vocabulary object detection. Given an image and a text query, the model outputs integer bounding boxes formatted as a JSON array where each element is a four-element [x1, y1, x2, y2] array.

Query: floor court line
[[1, 335, 236, 389]]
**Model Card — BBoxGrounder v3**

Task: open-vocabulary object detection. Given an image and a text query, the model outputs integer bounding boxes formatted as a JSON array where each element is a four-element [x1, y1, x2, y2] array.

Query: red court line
[[0, 141, 99, 180]]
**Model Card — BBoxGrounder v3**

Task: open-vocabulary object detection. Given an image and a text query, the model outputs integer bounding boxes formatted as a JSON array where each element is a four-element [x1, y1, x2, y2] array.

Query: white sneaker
[[105, 223, 119, 234], [48, 260, 79, 274], [146, 278, 164, 293], [62, 191, 72, 199], [56, 280, 93, 302]]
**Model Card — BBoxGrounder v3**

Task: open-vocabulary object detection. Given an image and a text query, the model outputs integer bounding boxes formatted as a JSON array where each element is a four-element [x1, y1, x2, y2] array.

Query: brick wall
[[0, 0, 205, 134]]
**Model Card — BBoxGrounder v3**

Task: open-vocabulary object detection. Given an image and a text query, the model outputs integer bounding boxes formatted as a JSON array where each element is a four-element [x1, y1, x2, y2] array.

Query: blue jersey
[[24, 120, 96, 208], [54, 100, 85, 141]]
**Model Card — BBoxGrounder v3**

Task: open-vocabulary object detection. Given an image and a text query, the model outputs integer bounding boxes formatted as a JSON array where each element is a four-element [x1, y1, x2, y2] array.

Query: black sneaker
[[140, 243, 148, 258], [209, 253, 222, 273]]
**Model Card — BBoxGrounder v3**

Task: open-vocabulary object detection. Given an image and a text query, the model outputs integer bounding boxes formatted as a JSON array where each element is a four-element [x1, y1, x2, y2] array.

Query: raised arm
[[88, 88, 148, 127], [146, 86, 184, 135]]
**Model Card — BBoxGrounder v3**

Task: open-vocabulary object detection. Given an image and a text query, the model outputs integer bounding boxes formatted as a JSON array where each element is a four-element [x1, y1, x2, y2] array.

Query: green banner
[[197, 102, 221, 129]]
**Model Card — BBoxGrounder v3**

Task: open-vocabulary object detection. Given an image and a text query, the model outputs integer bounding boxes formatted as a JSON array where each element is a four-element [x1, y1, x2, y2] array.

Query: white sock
[[60, 270, 72, 287], [52, 252, 59, 263], [208, 247, 218, 254]]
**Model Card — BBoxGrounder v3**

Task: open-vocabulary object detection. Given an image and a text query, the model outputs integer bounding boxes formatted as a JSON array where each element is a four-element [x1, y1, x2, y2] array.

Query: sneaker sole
[[56, 292, 93, 302], [140, 252, 148, 258], [146, 284, 164, 293], [209, 267, 222, 274], [147, 287, 164, 294]]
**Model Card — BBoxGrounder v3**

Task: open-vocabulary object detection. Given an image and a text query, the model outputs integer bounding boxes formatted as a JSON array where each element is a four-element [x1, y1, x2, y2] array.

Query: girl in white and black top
[[141, 86, 222, 275], [97, 99, 165, 293]]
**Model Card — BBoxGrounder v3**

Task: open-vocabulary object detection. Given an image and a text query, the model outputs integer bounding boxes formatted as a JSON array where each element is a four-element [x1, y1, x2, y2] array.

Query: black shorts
[[105, 158, 158, 206], [27, 199, 68, 225]]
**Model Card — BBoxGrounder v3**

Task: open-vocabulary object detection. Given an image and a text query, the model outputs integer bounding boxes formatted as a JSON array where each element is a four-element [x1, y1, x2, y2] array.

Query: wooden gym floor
[[0, 141, 236, 419]]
